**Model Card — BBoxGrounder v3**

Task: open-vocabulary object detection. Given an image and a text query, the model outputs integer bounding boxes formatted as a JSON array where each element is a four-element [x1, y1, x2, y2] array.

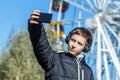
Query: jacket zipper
[[75, 58, 84, 80], [75, 59, 81, 80], [82, 69, 84, 80]]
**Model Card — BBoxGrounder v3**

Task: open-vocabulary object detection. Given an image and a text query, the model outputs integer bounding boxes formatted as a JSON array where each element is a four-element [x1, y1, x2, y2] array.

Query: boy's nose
[[72, 42, 77, 47]]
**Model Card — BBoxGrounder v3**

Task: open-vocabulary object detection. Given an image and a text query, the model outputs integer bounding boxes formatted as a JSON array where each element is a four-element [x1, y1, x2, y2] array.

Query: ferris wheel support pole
[[96, 14, 102, 80], [48, 0, 53, 13], [57, 0, 63, 40], [103, 53, 110, 80], [102, 37, 110, 80]]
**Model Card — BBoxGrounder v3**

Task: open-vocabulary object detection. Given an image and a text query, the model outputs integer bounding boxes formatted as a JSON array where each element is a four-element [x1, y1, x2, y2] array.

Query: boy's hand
[[29, 10, 40, 24]]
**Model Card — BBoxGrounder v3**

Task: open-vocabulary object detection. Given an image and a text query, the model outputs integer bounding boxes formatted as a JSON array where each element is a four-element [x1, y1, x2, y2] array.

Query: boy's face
[[68, 34, 87, 57]]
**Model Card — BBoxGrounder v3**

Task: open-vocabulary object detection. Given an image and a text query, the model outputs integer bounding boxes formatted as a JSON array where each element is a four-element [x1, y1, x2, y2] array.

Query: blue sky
[[0, 0, 51, 55]]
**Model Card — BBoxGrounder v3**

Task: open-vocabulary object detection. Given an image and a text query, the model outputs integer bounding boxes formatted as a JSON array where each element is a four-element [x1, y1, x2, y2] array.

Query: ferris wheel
[[48, 0, 120, 80]]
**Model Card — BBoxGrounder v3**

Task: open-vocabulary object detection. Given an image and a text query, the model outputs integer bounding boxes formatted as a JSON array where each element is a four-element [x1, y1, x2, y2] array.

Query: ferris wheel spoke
[[104, 15, 120, 28], [103, 21, 120, 42], [101, 0, 110, 12], [99, 26, 120, 77], [86, 0, 97, 13], [93, 0, 98, 10], [97, 0, 102, 10], [103, 23, 118, 49], [108, 20, 120, 28], [101, 0, 107, 9], [62, 0, 93, 13]]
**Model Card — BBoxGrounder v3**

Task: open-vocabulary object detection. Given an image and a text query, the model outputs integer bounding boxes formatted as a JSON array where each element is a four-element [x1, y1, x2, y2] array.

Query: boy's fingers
[[32, 10, 40, 16], [29, 20, 39, 24], [30, 15, 39, 21]]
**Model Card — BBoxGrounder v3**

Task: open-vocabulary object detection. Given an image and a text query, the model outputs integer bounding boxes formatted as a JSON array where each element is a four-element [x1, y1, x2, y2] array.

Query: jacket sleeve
[[90, 70, 94, 80], [28, 22, 56, 71]]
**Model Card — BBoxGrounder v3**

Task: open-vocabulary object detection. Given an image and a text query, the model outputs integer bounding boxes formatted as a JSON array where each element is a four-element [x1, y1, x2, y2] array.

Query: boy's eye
[[78, 42, 82, 46], [70, 38, 75, 42]]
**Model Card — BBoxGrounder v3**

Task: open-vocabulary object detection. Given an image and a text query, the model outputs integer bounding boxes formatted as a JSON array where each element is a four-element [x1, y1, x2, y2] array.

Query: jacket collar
[[66, 52, 86, 63]]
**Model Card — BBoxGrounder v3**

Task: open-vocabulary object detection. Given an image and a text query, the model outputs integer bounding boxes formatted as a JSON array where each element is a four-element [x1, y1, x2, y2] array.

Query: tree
[[0, 29, 44, 80], [0, 24, 65, 80]]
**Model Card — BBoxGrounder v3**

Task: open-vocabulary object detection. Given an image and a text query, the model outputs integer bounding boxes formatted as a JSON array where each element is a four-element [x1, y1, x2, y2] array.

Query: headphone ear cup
[[65, 36, 70, 44], [82, 44, 91, 53]]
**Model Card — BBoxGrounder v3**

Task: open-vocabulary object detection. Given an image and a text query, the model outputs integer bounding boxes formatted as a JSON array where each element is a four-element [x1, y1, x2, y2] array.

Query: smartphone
[[38, 13, 52, 23]]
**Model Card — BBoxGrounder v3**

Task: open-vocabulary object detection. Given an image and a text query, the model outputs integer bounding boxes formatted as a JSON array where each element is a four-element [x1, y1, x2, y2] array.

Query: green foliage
[[0, 24, 65, 80], [0, 29, 45, 80]]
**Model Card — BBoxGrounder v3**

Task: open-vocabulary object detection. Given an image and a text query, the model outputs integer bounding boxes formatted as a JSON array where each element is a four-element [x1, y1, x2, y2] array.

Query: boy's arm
[[28, 10, 56, 71]]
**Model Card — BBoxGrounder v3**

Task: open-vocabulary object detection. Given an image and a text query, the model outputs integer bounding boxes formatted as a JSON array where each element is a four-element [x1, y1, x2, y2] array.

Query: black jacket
[[28, 23, 94, 80]]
